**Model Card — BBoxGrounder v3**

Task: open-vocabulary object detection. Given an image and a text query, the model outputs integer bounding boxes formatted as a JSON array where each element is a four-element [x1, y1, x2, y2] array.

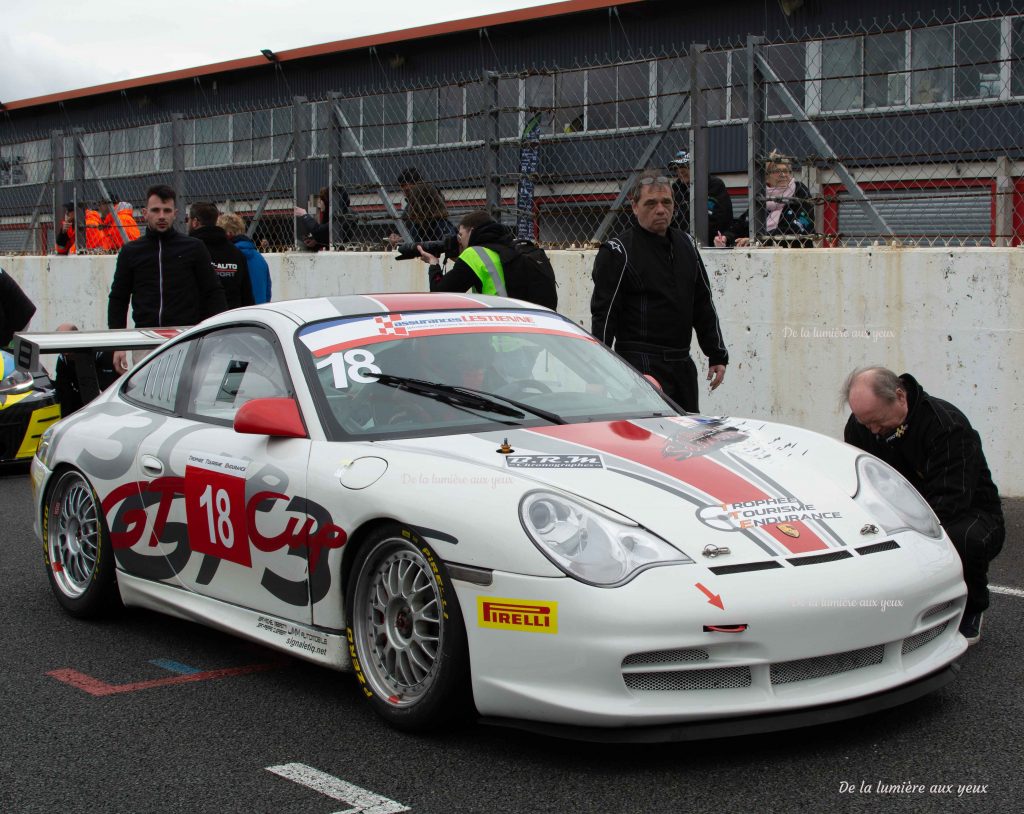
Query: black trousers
[[616, 341, 699, 412], [945, 511, 1005, 614]]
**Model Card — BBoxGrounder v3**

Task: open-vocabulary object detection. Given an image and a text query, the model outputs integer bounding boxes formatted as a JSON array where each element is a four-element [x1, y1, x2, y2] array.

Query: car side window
[[122, 342, 191, 412], [187, 329, 289, 423]]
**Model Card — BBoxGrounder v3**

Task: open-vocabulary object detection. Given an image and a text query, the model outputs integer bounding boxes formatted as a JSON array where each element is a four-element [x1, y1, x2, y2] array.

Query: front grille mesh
[[622, 648, 709, 666], [624, 666, 752, 692], [902, 622, 949, 655], [922, 600, 955, 620], [770, 644, 885, 685]]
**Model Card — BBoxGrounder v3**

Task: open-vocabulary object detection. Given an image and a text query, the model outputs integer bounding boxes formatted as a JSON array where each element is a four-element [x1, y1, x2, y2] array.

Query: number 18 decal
[[184, 452, 251, 567]]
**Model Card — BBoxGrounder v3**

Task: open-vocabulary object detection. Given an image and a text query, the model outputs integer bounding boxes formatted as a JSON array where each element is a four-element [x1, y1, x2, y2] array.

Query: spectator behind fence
[[388, 168, 453, 246], [716, 151, 814, 248], [98, 193, 141, 251], [842, 367, 1004, 644], [0, 267, 37, 347], [219, 213, 271, 304], [591, 171, 728, 413], [188, 202, 254, 309], [55, 203, 76, 256], [295, 186, 351, 251], [668, 149, 733, 239], [108, 184, 228, 373], [55, 202, 104, 254]]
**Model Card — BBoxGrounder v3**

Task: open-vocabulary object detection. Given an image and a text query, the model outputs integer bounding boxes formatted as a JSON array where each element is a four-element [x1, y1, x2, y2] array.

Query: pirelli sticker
[[478, 596, 558, 634]]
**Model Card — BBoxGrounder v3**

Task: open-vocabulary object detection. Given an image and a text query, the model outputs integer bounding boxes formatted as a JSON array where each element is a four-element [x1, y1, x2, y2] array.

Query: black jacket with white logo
[[190, 226, 254, 309]]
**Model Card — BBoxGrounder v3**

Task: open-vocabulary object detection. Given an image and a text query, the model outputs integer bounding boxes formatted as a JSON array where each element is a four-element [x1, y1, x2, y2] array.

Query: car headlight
[[35, 425, 55, 468], [853, 455, 941, 539], [520, 490, 692, 586], [0, 368, 33, 395]]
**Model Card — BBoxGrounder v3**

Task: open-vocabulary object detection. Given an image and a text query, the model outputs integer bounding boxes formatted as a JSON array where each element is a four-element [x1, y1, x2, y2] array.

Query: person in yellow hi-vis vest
[[418, 210, 511, 296]]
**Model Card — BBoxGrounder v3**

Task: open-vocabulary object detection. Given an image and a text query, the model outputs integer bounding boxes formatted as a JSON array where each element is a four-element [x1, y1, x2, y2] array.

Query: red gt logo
[[101, 479, 347, 571]]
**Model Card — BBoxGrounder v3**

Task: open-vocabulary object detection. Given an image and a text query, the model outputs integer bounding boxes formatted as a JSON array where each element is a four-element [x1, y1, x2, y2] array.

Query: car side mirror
[[234, 397, 307, 438]]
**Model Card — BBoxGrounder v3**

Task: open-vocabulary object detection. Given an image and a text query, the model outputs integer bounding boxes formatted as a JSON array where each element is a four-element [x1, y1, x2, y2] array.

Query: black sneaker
[[959, 611, 984, 645]]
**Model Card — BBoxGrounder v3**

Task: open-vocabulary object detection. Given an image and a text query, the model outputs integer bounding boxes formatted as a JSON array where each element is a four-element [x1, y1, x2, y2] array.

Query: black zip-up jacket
[[108, 227, 228, 328], [0, 267, 37, 346], [844, 373, 1003, 526], [590, 225, 728, 365], [672, 176, 733, 237], [190, 225, 254, 309]]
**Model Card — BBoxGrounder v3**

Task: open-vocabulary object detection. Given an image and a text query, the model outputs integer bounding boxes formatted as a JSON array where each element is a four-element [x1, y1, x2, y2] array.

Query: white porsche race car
[[27, 294, 967, 740]]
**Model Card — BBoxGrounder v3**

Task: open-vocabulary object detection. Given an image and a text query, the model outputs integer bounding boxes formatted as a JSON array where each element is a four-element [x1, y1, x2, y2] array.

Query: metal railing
[[2, 8, 1022, 253]]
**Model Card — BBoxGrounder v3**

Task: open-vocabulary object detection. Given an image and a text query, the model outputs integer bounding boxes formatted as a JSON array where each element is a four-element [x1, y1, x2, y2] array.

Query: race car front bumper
[[453, 537, 967, 733]]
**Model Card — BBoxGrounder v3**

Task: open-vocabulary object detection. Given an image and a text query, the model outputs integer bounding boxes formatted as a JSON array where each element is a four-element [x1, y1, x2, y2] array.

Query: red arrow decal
[[695, 582, 725, 610]]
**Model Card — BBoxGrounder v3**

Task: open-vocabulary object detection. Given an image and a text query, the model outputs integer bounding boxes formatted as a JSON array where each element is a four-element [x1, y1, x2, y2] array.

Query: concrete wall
[[4, 247, 1021, 494]]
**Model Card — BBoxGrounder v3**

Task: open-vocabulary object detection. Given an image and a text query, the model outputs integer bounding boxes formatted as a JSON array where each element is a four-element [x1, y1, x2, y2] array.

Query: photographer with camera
[[409, 210, 557, 309]]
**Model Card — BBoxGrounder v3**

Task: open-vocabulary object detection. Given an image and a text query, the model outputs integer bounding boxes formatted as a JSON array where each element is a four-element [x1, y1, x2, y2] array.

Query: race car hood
[[378, 415, 893, 564]]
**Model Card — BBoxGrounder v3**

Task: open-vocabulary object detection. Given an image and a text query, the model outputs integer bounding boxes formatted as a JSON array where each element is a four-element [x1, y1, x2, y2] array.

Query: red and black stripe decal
[[528, 421, 829, 554]]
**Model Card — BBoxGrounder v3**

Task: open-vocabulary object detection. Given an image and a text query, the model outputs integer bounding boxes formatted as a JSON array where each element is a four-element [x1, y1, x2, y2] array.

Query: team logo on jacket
[[478, 597, 558, 634]]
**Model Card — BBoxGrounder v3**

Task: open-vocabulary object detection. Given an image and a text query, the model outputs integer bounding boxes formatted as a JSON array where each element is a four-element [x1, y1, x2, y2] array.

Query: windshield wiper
[[366, 373, 564, 424]]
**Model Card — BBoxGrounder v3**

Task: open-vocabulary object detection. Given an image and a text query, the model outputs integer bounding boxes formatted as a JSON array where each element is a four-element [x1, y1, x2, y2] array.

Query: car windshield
[[297, 308, 676, 439]]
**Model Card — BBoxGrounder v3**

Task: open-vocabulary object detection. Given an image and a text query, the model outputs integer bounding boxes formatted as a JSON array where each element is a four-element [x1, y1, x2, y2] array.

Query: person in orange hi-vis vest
[[98, 194, 141, 251]]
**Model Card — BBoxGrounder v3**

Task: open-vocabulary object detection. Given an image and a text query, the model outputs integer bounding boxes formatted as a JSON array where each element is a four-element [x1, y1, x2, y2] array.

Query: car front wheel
[[346, 523, 470, 730], [43, 468, 119, 617]]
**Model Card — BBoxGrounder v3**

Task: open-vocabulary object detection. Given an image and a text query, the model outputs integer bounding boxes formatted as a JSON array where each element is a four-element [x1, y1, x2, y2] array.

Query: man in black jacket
[[591, 171, 728, 412], [108, 185, 227, 372], [668, 150, 733, 240], [843, 367, 1004, 644], [0, 267, 37, 347], [187, 202, 254, 309]]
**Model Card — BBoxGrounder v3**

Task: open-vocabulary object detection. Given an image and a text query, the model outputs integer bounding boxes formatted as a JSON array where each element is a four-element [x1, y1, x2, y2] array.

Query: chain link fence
[[2, 7, 1022, 254]]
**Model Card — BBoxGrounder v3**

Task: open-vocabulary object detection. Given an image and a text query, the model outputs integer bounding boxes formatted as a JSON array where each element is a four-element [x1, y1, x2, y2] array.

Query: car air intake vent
[[855, 540, 900, 555], [709, 560, 784, 575], [902, 622, 949, 655], [787, 551, 853, 566], [770, 644, 885, 685], [922, 599, 955, 620], [622, 648, 709, 666], [624, 666, 752, 692]]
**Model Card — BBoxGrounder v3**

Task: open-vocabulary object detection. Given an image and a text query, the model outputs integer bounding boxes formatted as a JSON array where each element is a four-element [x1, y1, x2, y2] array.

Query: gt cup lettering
[[102, 481, 347, 567]]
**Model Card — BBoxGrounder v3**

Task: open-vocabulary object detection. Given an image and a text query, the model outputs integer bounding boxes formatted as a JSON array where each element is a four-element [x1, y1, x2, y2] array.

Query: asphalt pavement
[[1, 468, 1022, 814]]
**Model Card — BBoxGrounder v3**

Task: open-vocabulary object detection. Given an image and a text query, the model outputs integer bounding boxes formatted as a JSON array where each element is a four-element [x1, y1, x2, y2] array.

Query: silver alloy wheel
[[47, 471, 102, 598], [352, 537, 443, 706]]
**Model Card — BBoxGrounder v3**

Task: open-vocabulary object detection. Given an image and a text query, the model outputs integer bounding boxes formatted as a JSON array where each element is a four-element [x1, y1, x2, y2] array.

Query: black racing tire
[[345, 523, 471, 731], [42, 468, 120, 618]]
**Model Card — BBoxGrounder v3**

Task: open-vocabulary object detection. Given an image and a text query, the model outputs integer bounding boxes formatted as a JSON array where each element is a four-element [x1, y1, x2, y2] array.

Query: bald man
[[842, 367, 1004, 644]]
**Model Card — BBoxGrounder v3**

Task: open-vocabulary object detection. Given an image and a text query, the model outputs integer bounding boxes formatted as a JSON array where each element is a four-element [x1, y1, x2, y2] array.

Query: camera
[[394, 234, 460, 261]]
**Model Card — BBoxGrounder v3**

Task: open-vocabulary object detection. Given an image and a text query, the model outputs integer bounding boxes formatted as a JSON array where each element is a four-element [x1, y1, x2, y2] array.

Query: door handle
[[141, 455, 164, 476]]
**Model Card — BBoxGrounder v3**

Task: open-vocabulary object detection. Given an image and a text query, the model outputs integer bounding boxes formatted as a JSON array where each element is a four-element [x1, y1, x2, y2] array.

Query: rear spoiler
[[13, 327, 185, 374]]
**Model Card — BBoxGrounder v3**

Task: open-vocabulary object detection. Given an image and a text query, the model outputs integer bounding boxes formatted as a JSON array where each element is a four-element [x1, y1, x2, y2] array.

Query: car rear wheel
[[43, 468, 119, 617], [346, 523, 470, 730]]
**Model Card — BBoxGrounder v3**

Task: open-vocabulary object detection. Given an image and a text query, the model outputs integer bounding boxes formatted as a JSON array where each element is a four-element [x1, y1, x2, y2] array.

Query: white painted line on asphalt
[[266, 762, 410, 814], [990, 584, 1024, 598]]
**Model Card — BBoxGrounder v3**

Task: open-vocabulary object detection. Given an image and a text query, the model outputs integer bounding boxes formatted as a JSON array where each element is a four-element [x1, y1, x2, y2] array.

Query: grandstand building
[[2, 0, 1022, 250]]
